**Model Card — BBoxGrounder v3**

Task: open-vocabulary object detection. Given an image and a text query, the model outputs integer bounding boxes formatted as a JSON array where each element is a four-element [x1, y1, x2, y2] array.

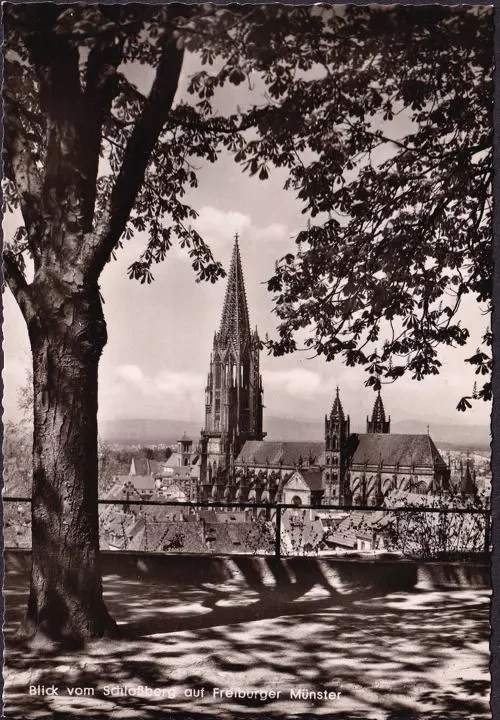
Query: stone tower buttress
[[325, 387, 350, 504]]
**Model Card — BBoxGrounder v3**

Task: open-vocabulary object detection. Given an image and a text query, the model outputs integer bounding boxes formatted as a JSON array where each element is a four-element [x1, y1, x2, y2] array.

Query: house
[[323, 511, 386, 552]]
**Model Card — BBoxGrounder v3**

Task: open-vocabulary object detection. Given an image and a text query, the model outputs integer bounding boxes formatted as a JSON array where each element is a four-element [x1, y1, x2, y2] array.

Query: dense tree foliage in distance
[[3, 3, 491, 645]]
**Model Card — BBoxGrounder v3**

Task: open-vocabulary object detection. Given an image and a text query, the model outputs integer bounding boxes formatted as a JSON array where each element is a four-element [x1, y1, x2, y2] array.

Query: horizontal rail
[[4, 495, 490, 557], [3, 496, 490, 514]]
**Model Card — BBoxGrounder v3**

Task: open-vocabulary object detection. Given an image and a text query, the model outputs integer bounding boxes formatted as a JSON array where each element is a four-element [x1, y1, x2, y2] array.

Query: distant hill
[[100, 415, 491, 450], [391, 420, 491, 449], [99, 418, 203, 446], [264, 416, 324, 441], [265, 416, 490, 449]]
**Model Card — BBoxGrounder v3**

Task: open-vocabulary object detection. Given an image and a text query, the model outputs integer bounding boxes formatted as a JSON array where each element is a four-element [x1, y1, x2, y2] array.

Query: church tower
[[324, 387, 350, 504], [177, 432, 193, 467], [200, 235, 264, 485], [366, 391, 391, 433]]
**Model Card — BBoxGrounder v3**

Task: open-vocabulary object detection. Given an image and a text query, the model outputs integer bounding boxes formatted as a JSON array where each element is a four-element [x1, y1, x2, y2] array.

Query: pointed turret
[[460, 457, 477, 496], [330, 386, 345, 421], [219, 234, 251, 350], [372, 391, 386, 423], [367, 390, 391, 433]]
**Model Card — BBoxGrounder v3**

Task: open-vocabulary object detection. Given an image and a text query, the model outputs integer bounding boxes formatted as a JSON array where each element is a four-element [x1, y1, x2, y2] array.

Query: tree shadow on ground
[[3, 558, 490, 720]]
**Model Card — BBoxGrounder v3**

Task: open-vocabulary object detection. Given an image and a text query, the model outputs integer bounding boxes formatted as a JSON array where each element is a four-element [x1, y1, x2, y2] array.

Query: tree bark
[[3, 6, 186, 647], [20, 283, 117, 647]]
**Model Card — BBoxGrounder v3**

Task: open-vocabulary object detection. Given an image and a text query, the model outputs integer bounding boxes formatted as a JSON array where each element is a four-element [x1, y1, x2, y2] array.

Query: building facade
[[323, 389, 451, 505]]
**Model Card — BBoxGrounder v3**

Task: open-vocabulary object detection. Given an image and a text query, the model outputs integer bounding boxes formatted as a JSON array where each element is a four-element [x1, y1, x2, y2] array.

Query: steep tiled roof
[[301, 469, 324, 491], [126, 475, 157, 492], [327, 511, 384, 548], [104, 481, 130, 501], [236, 441, 325, 467], [286, 469, 324, 491], [105, 477, 150, 500], [350, 434, 446, 468], [131, 457, 151, 476], [131, 451, 173, 476], [163, 453, 181, 468]]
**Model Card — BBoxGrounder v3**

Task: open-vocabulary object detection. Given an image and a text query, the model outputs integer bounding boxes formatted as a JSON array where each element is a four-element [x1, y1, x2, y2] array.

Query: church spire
[[201, 232, 264, 485], [372, 391, 386, 424], [219, 234, 250, 349], [330, 386, 345, 421], [367, 390, 391, 434]]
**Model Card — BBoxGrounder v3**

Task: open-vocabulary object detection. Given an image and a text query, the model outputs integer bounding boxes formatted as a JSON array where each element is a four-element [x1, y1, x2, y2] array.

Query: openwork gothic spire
[[219, 234, 250, 349]]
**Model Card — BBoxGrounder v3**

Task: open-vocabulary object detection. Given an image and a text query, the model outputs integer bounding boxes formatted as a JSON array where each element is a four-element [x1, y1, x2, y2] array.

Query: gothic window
[[332, 436, 338, 450], [292, 495, 302, 507], [215, 363, 221, 386]]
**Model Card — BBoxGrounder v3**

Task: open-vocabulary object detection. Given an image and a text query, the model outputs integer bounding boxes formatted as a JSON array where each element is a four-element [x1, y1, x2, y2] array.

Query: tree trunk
[[21, 284, 117, 647]]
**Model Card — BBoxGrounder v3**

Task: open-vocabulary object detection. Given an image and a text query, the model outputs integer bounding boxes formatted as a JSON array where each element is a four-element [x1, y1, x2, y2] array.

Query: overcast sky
[[2, 27, 492, 432]]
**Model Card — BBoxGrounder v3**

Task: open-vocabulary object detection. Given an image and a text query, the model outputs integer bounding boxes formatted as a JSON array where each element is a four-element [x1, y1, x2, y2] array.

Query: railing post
[[275, 505, 281, 558]]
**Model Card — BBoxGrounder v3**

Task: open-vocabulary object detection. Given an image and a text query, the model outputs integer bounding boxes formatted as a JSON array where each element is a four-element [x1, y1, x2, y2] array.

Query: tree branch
[[81, 32, 126, 229], [3, 250, 36, 325], [3, 84, 44, 263], [84, 26, 185, 280]]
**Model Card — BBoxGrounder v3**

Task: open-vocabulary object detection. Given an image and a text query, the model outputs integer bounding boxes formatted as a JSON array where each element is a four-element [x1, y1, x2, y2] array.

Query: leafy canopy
[[185, 5, 493, 407], [3, 5, 492, 407]]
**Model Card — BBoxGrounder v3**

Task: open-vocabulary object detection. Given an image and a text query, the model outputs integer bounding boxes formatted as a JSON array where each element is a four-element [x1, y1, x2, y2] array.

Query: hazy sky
[[3, 27, 492, 432]]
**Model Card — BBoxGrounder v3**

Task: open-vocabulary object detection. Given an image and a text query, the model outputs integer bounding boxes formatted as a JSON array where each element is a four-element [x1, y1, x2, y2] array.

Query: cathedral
[[198, 236, 453, 506]]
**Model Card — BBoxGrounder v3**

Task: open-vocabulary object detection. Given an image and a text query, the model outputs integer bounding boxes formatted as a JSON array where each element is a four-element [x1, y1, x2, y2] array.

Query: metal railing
[[3, 496, 491, 558]]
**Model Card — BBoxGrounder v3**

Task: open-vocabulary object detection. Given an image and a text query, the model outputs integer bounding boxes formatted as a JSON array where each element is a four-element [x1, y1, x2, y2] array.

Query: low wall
[[4, 549, 490, 593]]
